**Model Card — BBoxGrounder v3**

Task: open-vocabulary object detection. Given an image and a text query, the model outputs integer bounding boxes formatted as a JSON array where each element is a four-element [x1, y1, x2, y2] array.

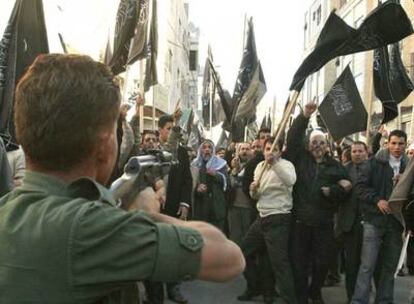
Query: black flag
[[144, 0, 157, 92], [389, 43, 414, 103], [109, 0, 139, 75], [373, 47, 398, 123], [231, 17, 266, 142], [318, 66, 368, 141], [233, 62, 266, 121], [201, 47, 212, 126], [373, 42, 414, 123], [208, 59, 234, 126], [290, 1, 413, 92], [0, 0, 49, 141], [127, 0, 150, 65]]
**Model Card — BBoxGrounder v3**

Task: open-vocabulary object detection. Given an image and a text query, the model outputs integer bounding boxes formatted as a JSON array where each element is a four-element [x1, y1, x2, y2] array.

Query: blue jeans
[[351, 220, 403, 304]]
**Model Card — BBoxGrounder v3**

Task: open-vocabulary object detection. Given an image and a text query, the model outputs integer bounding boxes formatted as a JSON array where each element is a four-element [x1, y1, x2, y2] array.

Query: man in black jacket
[[285, 101, 350, 304], [336, 141, 368, 301], [352, 130, 408, 304], [160, 114, 193, 304]]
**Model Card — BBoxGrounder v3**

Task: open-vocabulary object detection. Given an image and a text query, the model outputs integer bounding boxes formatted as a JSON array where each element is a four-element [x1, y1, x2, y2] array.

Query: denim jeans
[[351, 220, 403, 304]]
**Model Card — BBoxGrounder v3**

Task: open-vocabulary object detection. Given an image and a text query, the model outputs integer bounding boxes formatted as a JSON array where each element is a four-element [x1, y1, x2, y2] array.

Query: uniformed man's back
[[0, 54, 244, 303]]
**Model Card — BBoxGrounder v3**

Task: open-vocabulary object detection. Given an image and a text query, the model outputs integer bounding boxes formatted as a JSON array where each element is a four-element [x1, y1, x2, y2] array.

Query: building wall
[[156, 0, 193, 113]]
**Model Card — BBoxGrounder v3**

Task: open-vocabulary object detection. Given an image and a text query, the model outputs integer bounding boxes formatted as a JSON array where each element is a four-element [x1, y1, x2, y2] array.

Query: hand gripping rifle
[[110, 150, 179, 209]]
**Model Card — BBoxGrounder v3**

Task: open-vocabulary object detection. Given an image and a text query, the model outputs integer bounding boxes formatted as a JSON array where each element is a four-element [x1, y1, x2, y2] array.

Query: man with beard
[[336, 141, 368, 301], [242, 128, 271, 199], [140, 130, 159, 153], [285, 101, 350, 304], [228, 142, 256, 246], [192, 140, 229, 231]]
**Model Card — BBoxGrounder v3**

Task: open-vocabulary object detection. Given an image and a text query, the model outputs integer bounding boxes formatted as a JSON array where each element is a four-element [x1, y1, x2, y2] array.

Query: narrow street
[[165, 275, 412, 304]]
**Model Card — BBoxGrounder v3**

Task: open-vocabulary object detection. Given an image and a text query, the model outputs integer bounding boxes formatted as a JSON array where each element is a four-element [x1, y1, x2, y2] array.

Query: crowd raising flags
[[0, 0, 49, 144]]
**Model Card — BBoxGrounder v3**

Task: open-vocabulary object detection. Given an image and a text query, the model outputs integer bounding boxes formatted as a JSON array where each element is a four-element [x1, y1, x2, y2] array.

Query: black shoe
[[397, 269, 406, 277], [167, 287, 187, 304], [237, 290, 260, 301]]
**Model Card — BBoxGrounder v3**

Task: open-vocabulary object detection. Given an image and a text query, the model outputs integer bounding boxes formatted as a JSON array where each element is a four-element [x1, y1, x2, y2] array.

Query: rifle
[[110, 150, 178, 209]]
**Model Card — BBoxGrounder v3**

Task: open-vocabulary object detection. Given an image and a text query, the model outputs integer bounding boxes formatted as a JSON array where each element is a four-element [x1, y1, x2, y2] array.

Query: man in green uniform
[[0, 54, 245, 303]]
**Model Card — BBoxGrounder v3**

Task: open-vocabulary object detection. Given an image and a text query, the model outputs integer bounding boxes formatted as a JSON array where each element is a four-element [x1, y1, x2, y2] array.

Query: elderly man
[[285, 101, 350, 304], [0, 54, 244, 303]]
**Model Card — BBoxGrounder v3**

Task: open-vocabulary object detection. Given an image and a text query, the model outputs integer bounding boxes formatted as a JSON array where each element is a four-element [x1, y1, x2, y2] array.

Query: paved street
[[165, 275, 412, 304]]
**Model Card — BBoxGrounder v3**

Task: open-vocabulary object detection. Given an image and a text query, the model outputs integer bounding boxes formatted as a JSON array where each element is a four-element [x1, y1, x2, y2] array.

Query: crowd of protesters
[[1, 83, 414, 303]]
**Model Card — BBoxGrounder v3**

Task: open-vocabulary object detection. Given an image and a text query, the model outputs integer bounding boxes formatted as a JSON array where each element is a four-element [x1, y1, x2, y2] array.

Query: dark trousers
[[144, 281, 164, 304], [290, 220, 335, 304], [144, 281, 182, 304], [242, 213, 297, 304], [343, 220, 363, 301], [407, 236, 414, 273]]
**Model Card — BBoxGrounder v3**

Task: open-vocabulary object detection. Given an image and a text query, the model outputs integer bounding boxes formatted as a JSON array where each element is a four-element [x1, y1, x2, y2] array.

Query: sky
[[0, 0, 311, 119], [188, 0, 309, 114]]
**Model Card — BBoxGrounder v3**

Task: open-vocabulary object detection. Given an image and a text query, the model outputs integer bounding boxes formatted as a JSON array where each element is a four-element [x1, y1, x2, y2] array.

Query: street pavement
[[165, 274, 412, 304]]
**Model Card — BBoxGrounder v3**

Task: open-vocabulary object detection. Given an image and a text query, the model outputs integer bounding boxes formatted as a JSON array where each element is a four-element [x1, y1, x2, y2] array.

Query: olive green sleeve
[[69, 202, 203, 296], [150, 223, 203, 282]]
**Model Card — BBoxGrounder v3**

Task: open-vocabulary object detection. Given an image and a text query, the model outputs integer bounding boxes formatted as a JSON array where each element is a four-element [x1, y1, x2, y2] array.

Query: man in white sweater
[[239, 137, 297, 304]]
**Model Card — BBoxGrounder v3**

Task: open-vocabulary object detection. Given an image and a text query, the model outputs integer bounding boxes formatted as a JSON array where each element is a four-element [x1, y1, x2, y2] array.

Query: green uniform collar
[[22, 171, 117, 207]]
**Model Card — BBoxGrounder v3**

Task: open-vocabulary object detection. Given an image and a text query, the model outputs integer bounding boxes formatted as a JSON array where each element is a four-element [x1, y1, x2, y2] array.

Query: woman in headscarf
[[191, 139, 229, 231]]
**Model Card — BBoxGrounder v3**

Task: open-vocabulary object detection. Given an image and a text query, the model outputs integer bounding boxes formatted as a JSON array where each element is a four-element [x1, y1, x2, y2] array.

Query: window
[[168, 49, 173, 73], [189, 50, 197, 71], [316, 5, 322, 25]]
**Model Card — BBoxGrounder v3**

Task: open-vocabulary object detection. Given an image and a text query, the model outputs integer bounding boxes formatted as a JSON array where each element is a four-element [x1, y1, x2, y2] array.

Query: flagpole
[[152, 87, 156, 131], [123, 65, 131, 103], [271, 95, 276, 135], [410, 100, 414, 139], [242, 14, 247, 52], [256, 90, 300, 184], [366, 70, 374, 147], [139, 60, 145, 132], [209, 69, 213, 140]]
